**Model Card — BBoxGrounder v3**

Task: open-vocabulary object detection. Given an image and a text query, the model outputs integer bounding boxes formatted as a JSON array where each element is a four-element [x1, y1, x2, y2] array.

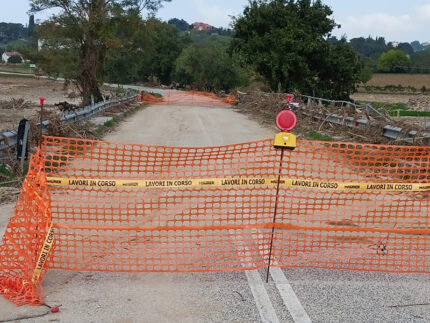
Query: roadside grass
[[95, 117, 119, 135], [104, 118, 117, 128], [308, 131, 333, 141], [358, 101, 430, 117], [0, 163, 14, 179], [0, 72, 34, 79], [0, 64, 31, 71]]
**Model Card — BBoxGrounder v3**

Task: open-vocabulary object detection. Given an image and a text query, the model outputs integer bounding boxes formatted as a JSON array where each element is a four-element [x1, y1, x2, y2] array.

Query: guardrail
[[279, 92, 429, 145], [297, 93, 390, 122], [0, 93, 138, 152], [295, 102, 430, 145]]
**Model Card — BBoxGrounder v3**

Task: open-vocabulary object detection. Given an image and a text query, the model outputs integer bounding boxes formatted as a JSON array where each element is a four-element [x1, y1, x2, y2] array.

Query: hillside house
[[1, 51, 23, 63], [192, 22, 212, 31]]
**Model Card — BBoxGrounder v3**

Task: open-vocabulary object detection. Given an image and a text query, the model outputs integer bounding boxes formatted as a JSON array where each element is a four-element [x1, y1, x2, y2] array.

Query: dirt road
[[104, 104, 276, 146], [1, 103, 429, 323]]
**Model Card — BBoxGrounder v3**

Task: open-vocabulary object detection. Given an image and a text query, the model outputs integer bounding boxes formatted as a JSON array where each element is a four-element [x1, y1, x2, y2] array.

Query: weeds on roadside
[[308, 131, 333, 141]]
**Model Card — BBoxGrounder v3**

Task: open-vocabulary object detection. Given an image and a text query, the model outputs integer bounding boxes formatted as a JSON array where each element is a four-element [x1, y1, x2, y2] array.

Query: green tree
[[411, 41, 424, 52], [397, 42, 414, 56], [410, 50, 430, 73], [167, 18, 190, 31], [378, 49, 410, 73], [0, 23, 27, 43], [350, 37, 390, 58], [231, 0, 364, 99], [28, 15, 35, 37], [104, 10, 150, 84], [144, 19, 190, 84], [30, 0, 170, 105], [175, 39, 248, 91], [7, 55, 23, 64], [318, 39, 365, 99]]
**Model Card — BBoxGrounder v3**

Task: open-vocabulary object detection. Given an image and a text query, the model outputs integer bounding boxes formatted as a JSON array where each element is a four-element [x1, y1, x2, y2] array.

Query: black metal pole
[[266, 148, 285, 283]]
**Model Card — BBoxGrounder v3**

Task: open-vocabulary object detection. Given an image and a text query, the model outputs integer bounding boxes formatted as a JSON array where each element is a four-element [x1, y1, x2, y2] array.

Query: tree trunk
[[77, 41, 103, 106]]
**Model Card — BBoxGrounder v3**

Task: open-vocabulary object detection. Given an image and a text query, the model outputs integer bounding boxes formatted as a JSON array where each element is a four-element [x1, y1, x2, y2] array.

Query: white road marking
[[255, 232, 312, 323], [269, 266, 312, 323], [246, 270, 281, 323], [235, 234, 280, 323]]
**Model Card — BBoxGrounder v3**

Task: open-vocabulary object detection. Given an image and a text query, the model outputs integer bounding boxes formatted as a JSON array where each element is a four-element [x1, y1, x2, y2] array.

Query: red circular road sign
[[276, 110, 297, 131], [39, 97, 45, 106]]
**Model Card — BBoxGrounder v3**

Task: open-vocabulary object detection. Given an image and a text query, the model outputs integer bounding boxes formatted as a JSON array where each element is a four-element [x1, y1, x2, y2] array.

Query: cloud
[[333, 9, 430, 42], [192, 0, 235, 27], [337, 13, 417, 39], [418, 3, 430, 19]]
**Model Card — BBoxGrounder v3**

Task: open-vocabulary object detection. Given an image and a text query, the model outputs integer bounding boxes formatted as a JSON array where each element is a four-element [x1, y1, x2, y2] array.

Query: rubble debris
[[55, 101, 80, 113], [407, 95, 430, 111], [0, 98, 31, 110]]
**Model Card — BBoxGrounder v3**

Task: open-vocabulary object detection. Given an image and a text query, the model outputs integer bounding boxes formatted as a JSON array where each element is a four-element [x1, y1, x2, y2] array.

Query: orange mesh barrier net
[[1, 136, 429, 305], [143, 91, 237, 107]]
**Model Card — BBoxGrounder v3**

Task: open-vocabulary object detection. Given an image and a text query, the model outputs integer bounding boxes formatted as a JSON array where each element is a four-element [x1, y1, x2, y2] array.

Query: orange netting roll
[[0, 136, 429, 306], [143, 93, 164, 104]]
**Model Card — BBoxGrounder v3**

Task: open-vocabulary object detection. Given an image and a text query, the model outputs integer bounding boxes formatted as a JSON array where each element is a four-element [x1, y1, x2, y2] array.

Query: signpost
[[267, 94, 298, 282]]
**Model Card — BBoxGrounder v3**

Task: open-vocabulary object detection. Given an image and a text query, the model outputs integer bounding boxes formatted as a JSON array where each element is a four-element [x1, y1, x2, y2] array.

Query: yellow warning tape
[[32, 224, 54, 284], [46, 177, 430, 192]]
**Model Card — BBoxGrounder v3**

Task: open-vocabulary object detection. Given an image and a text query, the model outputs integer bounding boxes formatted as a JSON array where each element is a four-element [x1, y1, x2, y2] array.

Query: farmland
[[363, 73, 430, 89]]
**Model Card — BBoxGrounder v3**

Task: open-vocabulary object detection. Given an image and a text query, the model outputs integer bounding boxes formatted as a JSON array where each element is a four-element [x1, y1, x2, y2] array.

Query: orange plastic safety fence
[[0, 152, 52, 306], [143, 91, 237, 107], [274, 142, 430, 272], [0, 136, 429, 306]]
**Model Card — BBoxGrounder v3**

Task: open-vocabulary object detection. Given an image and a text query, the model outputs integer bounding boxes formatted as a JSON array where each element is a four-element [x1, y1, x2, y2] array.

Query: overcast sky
[[1, 0, 430, 42]]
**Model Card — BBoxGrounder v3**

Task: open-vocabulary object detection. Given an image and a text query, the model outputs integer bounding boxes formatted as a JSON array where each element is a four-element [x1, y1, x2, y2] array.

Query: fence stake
[[266, 148, 285, 283]]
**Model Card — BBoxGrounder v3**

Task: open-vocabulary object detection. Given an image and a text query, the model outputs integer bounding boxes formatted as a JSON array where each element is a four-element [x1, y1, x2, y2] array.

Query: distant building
[[1, 51, 23, 63], [192, 22, 212, 31], [391, 41, 399, 48]]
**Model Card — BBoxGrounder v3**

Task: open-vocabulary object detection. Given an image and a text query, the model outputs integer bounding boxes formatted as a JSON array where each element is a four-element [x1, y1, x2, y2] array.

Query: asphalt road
[[0, 102, 429, 322]]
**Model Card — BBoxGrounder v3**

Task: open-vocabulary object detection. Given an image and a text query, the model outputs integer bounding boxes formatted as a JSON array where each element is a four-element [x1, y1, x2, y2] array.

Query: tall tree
[[411, 41, 424, 52], [318, 38, 365, 99], [410, 50, 430, 73], [231, 0, 364, 99], [145, 19, 190, 84], [30, 0, 170, 105], [0, 23, 27, 43], [104, 9, 150, 84], [396, 42, 414, 56], [350, 37, 390, 58], [28, 15, 35, 37]]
